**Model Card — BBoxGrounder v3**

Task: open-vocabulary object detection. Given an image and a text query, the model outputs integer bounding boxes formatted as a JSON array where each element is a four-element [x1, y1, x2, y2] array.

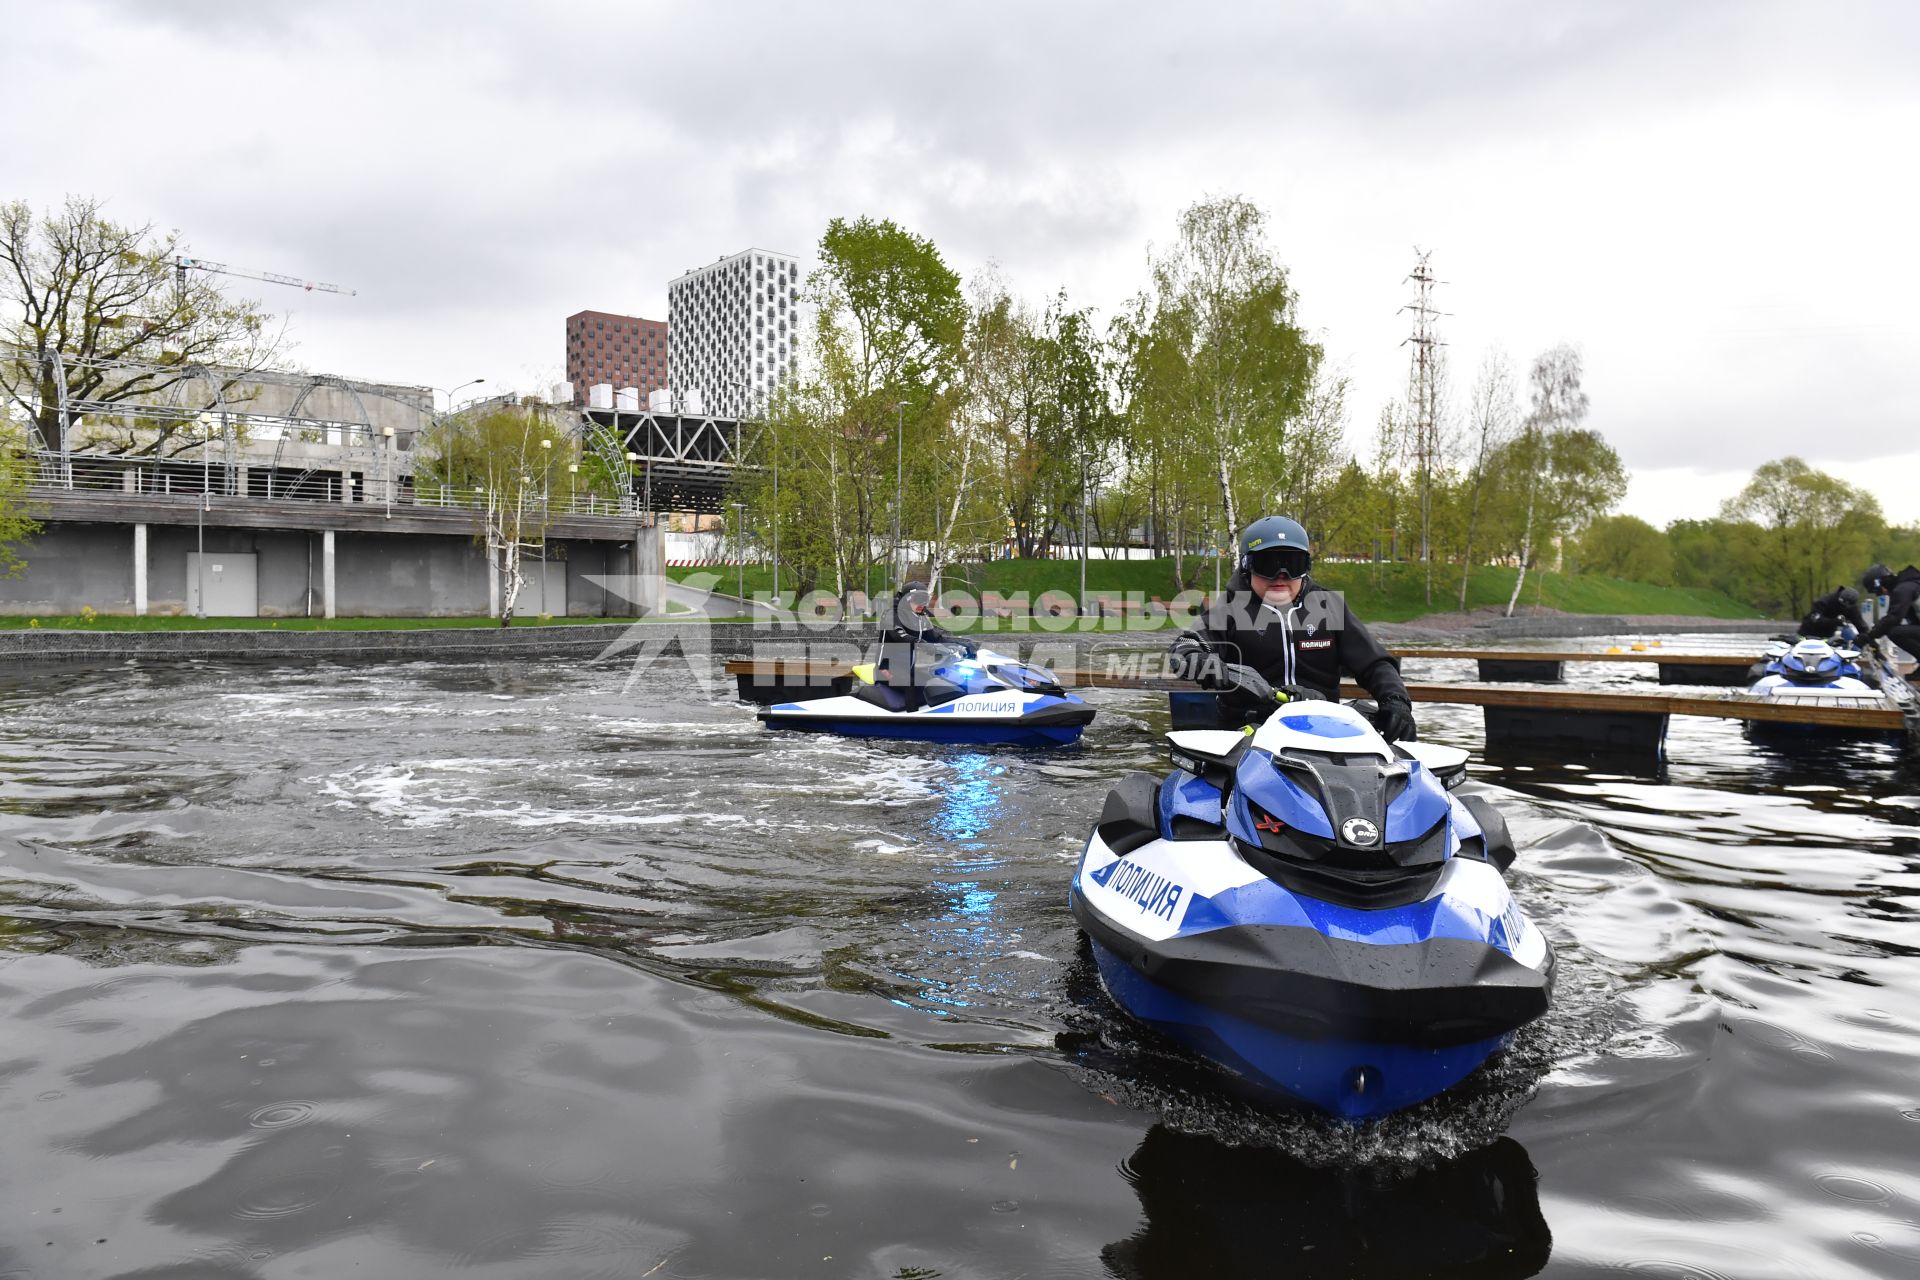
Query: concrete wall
[[0, 522, 138, 614], [0, 523, 655, 618]]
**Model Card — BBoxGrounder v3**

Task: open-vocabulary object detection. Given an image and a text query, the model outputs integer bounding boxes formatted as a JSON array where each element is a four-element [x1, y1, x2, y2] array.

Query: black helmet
[[1862, 564, 1893, 594], [1837, 586, 1860, 610], [1239, 515, 1312, 580]]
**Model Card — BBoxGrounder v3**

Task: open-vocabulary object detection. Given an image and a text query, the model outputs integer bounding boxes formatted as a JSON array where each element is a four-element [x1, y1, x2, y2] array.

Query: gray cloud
[[14, 0, 1920, 520]]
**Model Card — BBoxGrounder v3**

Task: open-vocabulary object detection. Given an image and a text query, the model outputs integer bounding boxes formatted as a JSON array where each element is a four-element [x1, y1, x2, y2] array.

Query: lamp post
[[567, 461, 578, 514], [434, 378, 486, 413], [195, 411, 213, 618], [730, 500, 746, 603], [625, 451, 642, 521], [893, 399, 907, 593], [382, 425, 395, 518]]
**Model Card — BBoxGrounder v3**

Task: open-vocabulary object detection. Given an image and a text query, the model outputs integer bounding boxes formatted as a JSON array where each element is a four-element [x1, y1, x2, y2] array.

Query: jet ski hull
[[1070, 832, 1552, 1119], [758, 692, 1095, 747], [1085, 935, 1518, 1119]]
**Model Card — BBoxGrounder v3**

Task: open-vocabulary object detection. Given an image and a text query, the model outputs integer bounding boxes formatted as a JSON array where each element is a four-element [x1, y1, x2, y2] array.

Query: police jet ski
[[1070, 699, 1553, 1119], [756, 647, 1095, 747], [1745, 637, 1904, 741], [1748, 637, 1879, 701]]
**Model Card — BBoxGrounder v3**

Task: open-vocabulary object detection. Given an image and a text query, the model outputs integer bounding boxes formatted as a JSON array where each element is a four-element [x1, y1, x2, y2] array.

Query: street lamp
[[540, 437, 552, 509], [382, 425, 395, 518], [730, 500, 746, 603], [435, 378, 486, 413], [567, 461, 578, 514], [893, 400, 907, 594], [195, 410, 214, 618]]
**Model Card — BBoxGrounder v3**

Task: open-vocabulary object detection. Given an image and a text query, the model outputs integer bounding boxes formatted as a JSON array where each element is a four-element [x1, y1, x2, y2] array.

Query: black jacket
[[1798, 586, 1870, 639], [1170, 570, 1409, 710], [1868, 566, 1920, 639]]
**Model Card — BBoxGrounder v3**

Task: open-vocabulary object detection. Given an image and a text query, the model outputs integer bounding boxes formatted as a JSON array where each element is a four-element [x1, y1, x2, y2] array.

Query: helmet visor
[[1248, 546, 1311, 581]]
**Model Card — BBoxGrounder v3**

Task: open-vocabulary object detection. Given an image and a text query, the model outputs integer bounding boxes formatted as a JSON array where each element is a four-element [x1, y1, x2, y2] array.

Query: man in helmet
[[1169, 515, 1418, 741], [1862, 563, 1920, 661], [1795, 585, 1870, 644], [874, 580, 974, 707]]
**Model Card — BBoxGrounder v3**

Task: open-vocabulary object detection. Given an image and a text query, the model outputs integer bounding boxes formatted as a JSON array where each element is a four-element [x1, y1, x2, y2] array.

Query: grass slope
[[669, 558, 1762, 622], [0, 614, 652, 632]]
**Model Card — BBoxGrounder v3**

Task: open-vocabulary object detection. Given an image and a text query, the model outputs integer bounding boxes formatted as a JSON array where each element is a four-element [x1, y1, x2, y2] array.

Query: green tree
[[1143, 195, 1320, 539], [0, 196, 283, 457], [1669, 517, 1771, 612], [804, 215, 967, 592], [1498, 347, 1626, 614], [1575, 514, 1674, 584], [1455, 351, 1517, 611], [0, 415, 42, 577], [1721, 457, 1883, 617], [419, 403, 574, 625]]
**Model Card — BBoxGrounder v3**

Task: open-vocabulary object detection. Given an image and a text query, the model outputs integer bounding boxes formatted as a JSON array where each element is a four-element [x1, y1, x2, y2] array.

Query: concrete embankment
[[0, 614, 1786, 667]]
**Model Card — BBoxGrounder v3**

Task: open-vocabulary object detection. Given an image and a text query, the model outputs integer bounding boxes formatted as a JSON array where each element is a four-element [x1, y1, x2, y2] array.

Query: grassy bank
[[669, 558, 1763, 622], [0, 614, 654, 632]]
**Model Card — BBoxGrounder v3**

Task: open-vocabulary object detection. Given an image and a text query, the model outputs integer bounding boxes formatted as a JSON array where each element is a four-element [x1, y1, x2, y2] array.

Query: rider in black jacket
[[1796, 585, 1870, 642], [874, 581, 973, 706], [1169, 516, 1417, 741], [1863, 563, 1920, 659]]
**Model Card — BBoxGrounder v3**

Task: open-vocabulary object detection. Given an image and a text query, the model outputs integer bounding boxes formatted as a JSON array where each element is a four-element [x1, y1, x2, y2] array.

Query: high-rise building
[[564, 310, 668, 406], [668, 248, 799, 418]]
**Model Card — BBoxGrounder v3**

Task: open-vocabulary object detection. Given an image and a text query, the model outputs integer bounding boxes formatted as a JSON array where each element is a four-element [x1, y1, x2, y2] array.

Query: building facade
[[565, 310, 669, 406], [668, 248, 799, 418]]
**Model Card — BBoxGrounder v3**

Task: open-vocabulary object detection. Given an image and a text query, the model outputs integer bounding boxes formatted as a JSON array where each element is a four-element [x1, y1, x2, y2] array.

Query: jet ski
[[1069, 699, 1553, 1119], [1745, 638, 1907, 741], [1748, 637, 1877, 699], [756, 647, 1095, 747]]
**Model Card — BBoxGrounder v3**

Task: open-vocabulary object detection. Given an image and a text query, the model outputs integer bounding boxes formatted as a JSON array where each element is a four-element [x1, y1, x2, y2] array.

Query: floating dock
[[725, 658, 1915, 757], [1391, 647, 1759, 686]]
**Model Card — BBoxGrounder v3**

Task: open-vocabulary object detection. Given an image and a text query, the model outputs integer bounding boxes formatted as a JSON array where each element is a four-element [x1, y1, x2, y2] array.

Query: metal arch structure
[[582, 406, 747, 514], [277, 374, 381, 498], [160, 363, 237, 492]]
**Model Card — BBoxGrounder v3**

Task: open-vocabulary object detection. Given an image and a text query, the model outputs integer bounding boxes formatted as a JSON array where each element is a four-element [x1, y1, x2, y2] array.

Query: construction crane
[[174, 255, 357, 296]]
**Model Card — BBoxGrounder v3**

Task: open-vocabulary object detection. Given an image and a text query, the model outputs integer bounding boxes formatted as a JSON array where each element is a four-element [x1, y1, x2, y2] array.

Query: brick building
[[564, 310, 669, 405]]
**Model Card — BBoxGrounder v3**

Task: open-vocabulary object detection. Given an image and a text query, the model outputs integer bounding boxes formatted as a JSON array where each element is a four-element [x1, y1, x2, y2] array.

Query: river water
[[0, 647, 1915, 1279]]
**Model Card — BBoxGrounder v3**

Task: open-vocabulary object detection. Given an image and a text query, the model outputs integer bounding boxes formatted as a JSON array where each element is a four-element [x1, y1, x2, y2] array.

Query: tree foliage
[[1719, 456, 1883, 617], [0, 196, 283, 457], [419, 402, 577, 625], [0, 415, 41, 577], [1575, 514, 1674, 585]]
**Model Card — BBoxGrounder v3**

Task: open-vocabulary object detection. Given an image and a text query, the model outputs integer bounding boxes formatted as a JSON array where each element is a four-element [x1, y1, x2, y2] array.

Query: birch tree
[[1146, 196, 1319, 540], [1457, 351, 1517, 611], [1505, 345, 1592, 616]]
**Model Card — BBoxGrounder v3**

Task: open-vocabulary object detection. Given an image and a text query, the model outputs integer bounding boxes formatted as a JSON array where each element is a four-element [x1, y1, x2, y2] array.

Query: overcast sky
[[6, 1, 1916, 526]]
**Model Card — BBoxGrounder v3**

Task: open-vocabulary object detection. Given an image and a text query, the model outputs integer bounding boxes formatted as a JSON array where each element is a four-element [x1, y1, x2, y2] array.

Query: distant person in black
[[1796, 585, 1870, 643], [1169, 515, 1417, 741], [1863, 563, 1920, 661]]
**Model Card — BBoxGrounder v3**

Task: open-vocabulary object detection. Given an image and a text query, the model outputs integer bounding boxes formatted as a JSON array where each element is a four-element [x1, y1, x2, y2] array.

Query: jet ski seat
[[852, 681, 911, 712]]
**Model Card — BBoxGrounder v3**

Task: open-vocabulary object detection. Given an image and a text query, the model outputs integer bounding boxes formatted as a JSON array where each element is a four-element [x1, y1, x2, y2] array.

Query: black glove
[[1222, 663, 1275, 705], [1277, 683, 1325, 704], [1376, 698, 1418, 743], [1171, 637, 1237, 691]]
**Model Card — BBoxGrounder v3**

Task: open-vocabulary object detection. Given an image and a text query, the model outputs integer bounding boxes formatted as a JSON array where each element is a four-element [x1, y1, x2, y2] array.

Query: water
[[0, 649, 1916, 1278]]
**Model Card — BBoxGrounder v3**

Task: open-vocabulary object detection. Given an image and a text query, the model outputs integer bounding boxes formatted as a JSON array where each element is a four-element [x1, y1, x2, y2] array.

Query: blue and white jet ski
[[1070, 700, 1553, 1119], [756, 647, 1095, 747], [1745, 637, 1905, 742], [1748, 637, 1877, 701]]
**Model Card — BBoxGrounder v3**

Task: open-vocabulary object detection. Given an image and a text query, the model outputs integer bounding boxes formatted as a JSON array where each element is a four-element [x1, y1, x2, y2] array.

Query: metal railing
[[23, 450, 635, 520]]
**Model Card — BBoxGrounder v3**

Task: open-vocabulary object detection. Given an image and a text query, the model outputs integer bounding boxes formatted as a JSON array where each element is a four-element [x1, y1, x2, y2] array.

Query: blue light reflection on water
[[898, 751, 1026, 1016]]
